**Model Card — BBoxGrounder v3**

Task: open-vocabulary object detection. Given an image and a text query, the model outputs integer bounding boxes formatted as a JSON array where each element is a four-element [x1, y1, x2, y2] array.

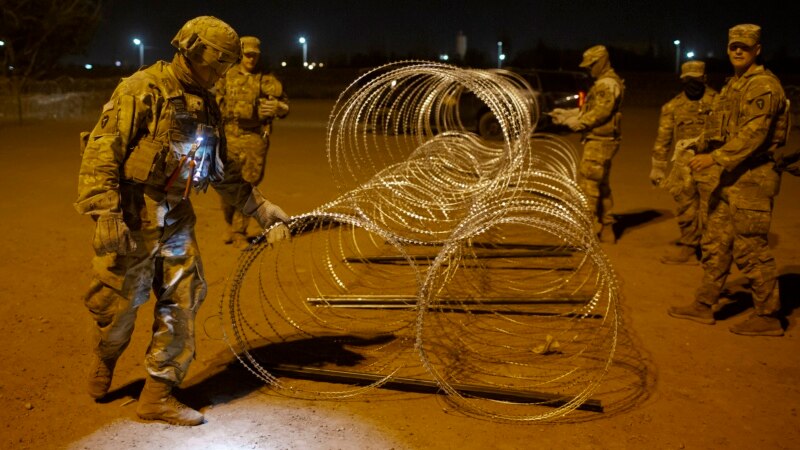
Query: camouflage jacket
[[706, 64, 788, 172], [216, 64, 289, 131], [578, 68, 624, 140], [652, 88, 717, 162], [75, 60, 254, 216]]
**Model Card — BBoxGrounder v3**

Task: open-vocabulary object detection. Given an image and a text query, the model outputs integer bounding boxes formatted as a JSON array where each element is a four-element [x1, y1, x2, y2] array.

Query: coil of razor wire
[[220, 61, 619, 421]]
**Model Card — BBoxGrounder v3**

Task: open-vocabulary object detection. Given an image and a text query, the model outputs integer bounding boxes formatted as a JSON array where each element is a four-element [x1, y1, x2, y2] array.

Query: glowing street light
[[673, 39, 681, 74], [132, 38, 144, 67], [298, 36, 308, 67], [0, 40, 5, 46], [686, 51, 695, 59], [497, 41, 503, 68]]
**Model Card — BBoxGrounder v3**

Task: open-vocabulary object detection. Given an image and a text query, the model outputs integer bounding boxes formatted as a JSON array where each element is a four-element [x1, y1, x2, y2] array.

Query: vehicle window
[[537, 72, 582, 92]]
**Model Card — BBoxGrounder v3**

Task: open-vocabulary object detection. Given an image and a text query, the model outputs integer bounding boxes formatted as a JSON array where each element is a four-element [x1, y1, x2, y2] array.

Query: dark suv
[[458, 68, 590, 139]]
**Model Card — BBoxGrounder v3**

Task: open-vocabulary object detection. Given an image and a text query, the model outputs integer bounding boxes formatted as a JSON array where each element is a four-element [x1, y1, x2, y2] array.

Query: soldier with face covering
[[667, 24, 790, 337], [551, 45, 624, 243], [76, 16, 291, 425], [216, 36, 290, 248], [650, 61, 718, 264]]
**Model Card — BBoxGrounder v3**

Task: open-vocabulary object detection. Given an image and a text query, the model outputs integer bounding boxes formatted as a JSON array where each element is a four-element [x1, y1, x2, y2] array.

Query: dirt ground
[[1, 98, 799, 450]]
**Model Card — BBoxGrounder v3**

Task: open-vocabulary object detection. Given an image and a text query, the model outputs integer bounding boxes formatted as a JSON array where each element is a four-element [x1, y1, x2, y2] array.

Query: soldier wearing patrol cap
[[551, 44, 624, 243], [216, 36, 290, 248], [668, 24, 790, 336], [76, 16, 291, 425], [650, 60, 718, 265]]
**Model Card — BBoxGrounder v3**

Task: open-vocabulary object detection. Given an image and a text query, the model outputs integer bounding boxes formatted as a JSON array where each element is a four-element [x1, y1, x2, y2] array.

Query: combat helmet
[[171, 16, 241, 71], [241, 36, 261, 55], [579, 45, 609, 69]]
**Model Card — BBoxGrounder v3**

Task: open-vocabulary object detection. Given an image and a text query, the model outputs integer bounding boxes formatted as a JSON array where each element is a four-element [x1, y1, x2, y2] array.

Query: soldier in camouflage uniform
[[551, 45, 624, 243], [216, 36, 289, 248], [76, 16, 291, 425], [650, 61, 718, 264], [668, 24, 789, 336]]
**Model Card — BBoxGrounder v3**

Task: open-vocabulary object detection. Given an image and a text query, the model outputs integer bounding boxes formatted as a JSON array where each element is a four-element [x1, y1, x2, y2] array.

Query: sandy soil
[[1, 99, 799, 450]]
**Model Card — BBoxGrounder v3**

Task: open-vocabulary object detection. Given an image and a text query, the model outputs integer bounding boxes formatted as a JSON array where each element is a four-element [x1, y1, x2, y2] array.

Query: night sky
[[72, 0, 799, 68]]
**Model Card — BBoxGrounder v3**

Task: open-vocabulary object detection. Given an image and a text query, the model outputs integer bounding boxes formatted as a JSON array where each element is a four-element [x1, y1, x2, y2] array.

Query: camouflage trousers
[[221, 125, 269, 235], [578, 139, 619, 232], [665, 160, 722, 247], [84, 183, 207, 384], [696, 163, 780, 315]]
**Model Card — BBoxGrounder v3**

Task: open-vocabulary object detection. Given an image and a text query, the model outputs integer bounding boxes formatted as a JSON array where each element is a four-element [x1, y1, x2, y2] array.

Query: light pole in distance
[[132, 38, 144, 67], [299, 37, 308, 67]]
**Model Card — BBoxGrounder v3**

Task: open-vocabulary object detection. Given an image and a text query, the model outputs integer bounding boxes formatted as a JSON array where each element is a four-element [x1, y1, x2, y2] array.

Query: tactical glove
[[564, 115, 585, 131], [243, 188, 290, 229], [257, 98, 279, 120], [650, 158, 668, 187], [549, 108, 578, 125], [93, 213, 137, 256]]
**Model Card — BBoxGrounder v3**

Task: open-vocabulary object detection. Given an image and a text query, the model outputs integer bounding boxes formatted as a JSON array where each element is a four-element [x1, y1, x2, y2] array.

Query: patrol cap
[[728, 24, 760, 47], [579, 45, 608, 68], [241, 36, 261, 54], [680, 60, 705, 79]]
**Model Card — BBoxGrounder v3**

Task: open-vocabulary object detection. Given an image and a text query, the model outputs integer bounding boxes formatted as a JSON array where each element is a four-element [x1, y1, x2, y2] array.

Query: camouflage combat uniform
[[76, 60, 255, 385], [216, 64, 288, 237], [575, 67, 624, 234], [695, 63, 788, 316], [653, 85, 718, 248]]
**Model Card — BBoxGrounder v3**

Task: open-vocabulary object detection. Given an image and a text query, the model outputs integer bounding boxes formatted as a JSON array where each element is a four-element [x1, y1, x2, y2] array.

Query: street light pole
[[133, 38, 144, 67], [497, 41, 503, 68], [673, 39, 681, 74], [299, 37, 308, 67]]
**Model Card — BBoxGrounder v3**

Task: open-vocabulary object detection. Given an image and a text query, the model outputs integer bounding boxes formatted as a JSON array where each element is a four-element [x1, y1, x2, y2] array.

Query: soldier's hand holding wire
[[92, 213, 137, 256], [243, 188, 291, 244]]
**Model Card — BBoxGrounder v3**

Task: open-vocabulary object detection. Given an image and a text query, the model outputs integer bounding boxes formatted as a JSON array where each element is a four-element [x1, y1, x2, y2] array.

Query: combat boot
[[136, 376, 204, 426], [599, 225, 616, 244], [729, 314, 784, 337], [667, 301, 715, 325], [660, 245, 699, 265], [87, 355, 117, 399]]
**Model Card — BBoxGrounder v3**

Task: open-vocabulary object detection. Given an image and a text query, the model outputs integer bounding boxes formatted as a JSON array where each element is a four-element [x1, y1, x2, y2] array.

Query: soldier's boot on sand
[[660, 245, 698, 265], [667, 301, 715, 325], [729, 314, 784, 337], [88, 355, 117, 399], [599, 225, 616, 244], [136, 376, 204, 426]]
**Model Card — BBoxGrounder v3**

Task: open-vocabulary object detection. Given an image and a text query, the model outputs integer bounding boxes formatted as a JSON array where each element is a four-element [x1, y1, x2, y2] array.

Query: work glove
[[549, 107, 579, 125], [276, 101, 290, 117], [243, 188, 291, 244], [257, 98, 279, 120], [675, 137, 699, 154], [564, 115, 584, 131], [92, 213, 137, 256], [650, 158, 668, 187]]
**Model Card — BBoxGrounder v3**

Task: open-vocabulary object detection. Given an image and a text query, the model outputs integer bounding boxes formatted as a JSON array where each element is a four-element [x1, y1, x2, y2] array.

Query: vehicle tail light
[[578, 91, 586, 107]]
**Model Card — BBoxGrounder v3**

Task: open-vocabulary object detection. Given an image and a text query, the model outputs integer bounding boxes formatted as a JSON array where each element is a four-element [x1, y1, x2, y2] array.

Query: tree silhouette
[[1, 0, 103, 121]]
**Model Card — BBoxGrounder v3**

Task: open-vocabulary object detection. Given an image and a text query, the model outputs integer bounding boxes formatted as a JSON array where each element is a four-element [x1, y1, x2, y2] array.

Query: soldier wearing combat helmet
[[551, 44, 624, 243], [668, 24, 790, 336], [650, 60, 718, 265], [76, 16, 291, 425], [216, 35, 290, 248]]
